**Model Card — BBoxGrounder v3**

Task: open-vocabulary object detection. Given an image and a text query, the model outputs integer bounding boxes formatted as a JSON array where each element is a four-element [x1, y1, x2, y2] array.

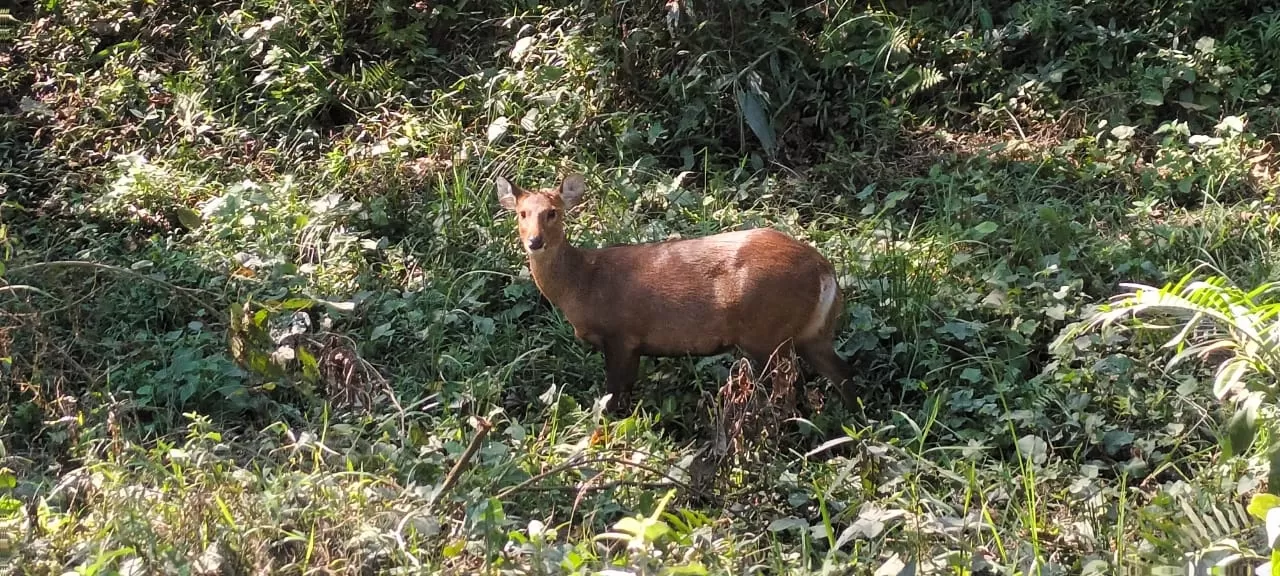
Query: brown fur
[[496, 173, 856, 414]]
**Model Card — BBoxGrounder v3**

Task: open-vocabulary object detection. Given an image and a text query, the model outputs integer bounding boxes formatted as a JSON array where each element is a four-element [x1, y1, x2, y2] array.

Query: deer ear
[[496, 176, 519, 210], [559, 173, 586, 209]]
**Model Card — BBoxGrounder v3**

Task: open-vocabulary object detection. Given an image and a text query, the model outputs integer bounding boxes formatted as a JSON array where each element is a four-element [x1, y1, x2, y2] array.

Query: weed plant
[[3, 0, 1280, 573]]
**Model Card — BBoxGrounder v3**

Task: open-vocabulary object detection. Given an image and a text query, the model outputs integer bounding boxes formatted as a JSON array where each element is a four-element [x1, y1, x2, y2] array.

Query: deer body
[[497, 174, 856, 413]]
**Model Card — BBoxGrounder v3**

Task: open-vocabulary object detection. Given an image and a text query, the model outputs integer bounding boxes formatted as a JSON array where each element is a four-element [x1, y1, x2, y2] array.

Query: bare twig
[[429, 418, 494, 510], [391, 418, 494, 565], [494, 454, 722, 512], [7, 260, 219, 310], [495, 454, 590, 500], [0, 284, 57, 299]]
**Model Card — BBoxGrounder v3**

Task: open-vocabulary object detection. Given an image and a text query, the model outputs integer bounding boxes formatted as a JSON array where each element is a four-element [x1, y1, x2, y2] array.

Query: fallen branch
[[7, 260, 219, 310], [394, 417, 493, 566], [495, 453, 722, 512], [0, 284, 56, 299], [429, 417, 493, 510]]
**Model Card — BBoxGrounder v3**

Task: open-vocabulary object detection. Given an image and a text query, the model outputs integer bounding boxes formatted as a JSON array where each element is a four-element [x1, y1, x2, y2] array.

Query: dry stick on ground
[[394, 417, 493, 565], [0, 284, 55, 299], [429, 418, 494, 510], [7, 260, 220, 311], [494, 454, 728, 516]]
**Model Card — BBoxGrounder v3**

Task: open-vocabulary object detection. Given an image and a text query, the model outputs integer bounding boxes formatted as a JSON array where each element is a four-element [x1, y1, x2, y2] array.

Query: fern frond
[[888, 27, 911, 55]]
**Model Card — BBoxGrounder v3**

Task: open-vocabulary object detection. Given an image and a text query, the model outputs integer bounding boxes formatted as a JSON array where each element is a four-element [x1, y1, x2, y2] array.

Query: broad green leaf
[[1140, 87, 1164, 106], [442, 539, 465, 558], [664, 563, 709, 576], [487, 116, 510, 143], [370, 322, 395, 341], [176, 207, 203, 230], [279, 298, 314, 310], [1110, 125, 1135, 140], [520, 107, 539, 131], [736, 89, 776, 156], [297, 346, 319, 383], [972, 221, 999, 238], [1214, 359, 1251, 399], [643, 519, 671, 542], [613, 516, 646, 537], [1102, 430, 1134, 455], [1226, 402, 1259, 457], [1248, 493, 1280, 521], [1218, 115, 1245, 133]]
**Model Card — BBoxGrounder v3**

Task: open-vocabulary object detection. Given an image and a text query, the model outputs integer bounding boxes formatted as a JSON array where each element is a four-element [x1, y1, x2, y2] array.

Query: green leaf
[[1248, 493, 1280, 521], [1102, 430, 1135, 455], [1214, 359, 1251, 399], [1218, 115, 1245, 134], [959, 367, 982, 383], [971, 221, 999, 238], [643, 519, 672, 542], [0, 468, 15, 490], [371, 322, 395, 341], [176, 207, 203, 230], [297, 346, 319, 383], [767, 517, 808, 532], [442, 539, 465, 558], [280, 298, 314, 310], [487, 116, 510, 143], [804, 436, 855, 458], [736, 89, 776, 156], [664, 563, 709, 576], [1140, 87, 1164, 106], [1226, 396, 1260, 457], [0, 496, 21, 516], [883, 190, 910, 209], [1269, 447, 1280, 496], [613, 516, 646, 537], [520, 107, 539, 131]]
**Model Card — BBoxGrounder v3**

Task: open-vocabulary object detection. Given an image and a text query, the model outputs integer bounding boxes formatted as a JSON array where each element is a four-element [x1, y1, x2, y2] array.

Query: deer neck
[[528, 241, 591, 309]]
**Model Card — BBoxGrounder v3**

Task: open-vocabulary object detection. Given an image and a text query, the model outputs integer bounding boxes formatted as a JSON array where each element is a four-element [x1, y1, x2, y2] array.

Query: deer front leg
[[602, 343, 641, 415]]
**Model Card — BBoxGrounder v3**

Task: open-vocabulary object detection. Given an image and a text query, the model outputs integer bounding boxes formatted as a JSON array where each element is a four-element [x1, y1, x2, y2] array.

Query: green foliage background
[[3, 0, 1280, 573]]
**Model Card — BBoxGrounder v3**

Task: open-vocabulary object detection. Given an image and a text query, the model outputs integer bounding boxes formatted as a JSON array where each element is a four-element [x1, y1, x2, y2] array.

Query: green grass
[[4, 0, 1280, 573]]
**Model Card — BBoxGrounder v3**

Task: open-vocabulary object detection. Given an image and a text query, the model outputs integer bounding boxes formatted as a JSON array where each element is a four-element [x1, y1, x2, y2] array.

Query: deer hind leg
[[797, 338, 857, 409]]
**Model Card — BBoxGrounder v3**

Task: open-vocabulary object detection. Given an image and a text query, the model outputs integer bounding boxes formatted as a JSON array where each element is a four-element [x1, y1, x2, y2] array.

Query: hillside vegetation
[[4, 0, 1280, 573]]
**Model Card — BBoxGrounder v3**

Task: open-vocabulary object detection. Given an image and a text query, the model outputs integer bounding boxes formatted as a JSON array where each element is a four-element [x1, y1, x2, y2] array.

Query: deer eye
[[519, 211, 527, 218], [546, 209, 557, 220]]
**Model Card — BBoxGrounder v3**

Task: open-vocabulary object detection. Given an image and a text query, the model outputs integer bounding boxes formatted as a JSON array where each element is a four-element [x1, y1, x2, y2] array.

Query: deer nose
[[527, 236, 545, 251]]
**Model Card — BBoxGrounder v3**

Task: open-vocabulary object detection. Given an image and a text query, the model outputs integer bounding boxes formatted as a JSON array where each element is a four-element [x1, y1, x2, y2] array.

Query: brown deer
[[496, 173, 857, 414]]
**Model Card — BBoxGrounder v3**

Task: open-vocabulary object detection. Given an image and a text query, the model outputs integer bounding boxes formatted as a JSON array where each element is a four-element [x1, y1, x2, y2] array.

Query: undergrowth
[[3, 0, 1280, 574]]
